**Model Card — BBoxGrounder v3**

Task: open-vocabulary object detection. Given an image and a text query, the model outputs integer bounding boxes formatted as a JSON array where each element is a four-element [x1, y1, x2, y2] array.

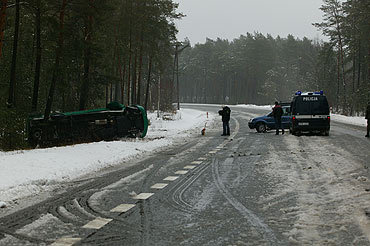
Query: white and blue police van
[[290, 91, 330, 136]]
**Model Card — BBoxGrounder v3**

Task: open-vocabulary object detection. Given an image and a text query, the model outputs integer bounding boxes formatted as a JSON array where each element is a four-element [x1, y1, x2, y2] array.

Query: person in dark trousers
[[366, 102, 370, 137], [218, 106, 231, 136], [272, 101, 284, 135]]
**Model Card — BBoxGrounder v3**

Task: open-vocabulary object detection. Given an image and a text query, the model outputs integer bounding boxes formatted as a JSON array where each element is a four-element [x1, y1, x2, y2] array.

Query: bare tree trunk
[[7, 0, 19, 108], [157, 74, 160, 117], [136, 27, 144, 105], [109, 49, 114, 103], [332, 2, 347, 111], [338, 37, 347, 111], [105, 81, 108, 105], [79, 43, 91, 110], [44, 0, 67, 121], [121, 59, 126, 104], [336, 51, 340, 112], [176, 51, 180, 109], [131, 49, 137, 104], [368, 46, 370, 90], [137, 42, 143, 105], [114, 38, 120, 102], [144, 56, 152, 109], [357, 39, 361, 90], [126, 0, 133, 105], [352, 55, 356, 94], [110, 81, 113, 102], [0, 0, 8, 58], [79, 7, 93, 110], [127, 31, 132, 105], [31, 0, 41, 112], [172, 45, 177, 105]]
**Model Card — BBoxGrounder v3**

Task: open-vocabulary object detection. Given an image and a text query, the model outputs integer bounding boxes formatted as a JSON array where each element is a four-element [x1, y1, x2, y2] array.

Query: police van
[[290, 91, 330, 136]]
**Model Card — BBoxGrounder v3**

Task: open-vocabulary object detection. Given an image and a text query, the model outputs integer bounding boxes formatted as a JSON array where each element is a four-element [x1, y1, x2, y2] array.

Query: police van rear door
[[295, 95, 329, 127]]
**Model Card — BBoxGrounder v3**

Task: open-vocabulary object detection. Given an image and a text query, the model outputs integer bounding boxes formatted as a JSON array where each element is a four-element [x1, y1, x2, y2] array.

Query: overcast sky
[[173, 0, 326, 45]]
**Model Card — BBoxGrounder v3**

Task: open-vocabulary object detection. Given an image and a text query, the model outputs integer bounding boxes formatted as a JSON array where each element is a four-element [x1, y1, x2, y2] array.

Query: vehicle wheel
[[324, 130, 329, 136], [33, 130, 42, 140], [256, 123, 266, 133], [29, 129, 42, 148]]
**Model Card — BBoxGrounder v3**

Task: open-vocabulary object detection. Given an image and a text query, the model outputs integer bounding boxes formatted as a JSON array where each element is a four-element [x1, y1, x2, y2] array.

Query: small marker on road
[[83, 217, 112, 229], [133, 193, 154, 200], [184, 165, 196, 170], [175, 170, 189, 175], [164, 176, 179, 181], [51, 237, 81, 246], [110, 204, 135, 213], [151, 183, 168, 189]]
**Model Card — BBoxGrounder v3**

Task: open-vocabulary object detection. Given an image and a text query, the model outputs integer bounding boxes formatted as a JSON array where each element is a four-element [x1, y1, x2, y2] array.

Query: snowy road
[[1, 104, 370, 245]]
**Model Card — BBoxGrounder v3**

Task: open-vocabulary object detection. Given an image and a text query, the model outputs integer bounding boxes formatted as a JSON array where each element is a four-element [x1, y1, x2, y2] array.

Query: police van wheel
[[324, 130, 329, 136]]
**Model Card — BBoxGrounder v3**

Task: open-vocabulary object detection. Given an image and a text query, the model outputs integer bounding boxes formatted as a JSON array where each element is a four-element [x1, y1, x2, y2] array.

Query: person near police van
[[218, 106, 231, 136], [272, 101, 284, 135], [366, 102, 370, 137]]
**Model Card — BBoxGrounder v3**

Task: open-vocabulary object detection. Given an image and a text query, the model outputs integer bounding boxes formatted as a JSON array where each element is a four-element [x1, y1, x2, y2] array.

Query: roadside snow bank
[[0, 109, 214, 203], [331, 114, 366, 127], [235, 104, 273, 110]]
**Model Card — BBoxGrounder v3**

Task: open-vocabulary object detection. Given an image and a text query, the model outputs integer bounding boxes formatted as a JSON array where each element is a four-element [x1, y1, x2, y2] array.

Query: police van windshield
[[293, 96, 329, 115]]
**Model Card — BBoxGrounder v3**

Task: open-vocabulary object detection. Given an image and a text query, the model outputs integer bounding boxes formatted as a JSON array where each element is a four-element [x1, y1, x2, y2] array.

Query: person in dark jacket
[[272, 101, 284, 135], [218, 106, 231, 136], [366, 102, 370, 137]]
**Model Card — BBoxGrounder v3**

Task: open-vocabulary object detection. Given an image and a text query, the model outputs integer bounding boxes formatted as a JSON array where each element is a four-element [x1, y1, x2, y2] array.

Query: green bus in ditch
[[27, 102, 148, 147]]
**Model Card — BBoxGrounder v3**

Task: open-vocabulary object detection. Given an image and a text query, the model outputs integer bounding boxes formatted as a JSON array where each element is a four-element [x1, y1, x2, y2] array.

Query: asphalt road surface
[[1, 104, 370, 246]]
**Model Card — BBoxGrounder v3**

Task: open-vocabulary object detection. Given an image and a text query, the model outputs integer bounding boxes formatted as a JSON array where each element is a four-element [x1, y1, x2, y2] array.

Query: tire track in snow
[[212, 116, 278, 245], [211, 158, 278, 245]]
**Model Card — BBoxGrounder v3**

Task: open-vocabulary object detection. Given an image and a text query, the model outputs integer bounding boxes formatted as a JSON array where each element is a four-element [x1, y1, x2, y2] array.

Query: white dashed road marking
[[164, 176, 179, 181], [110, 204, 136, 213], [183, 165, 196, 170], [191, 161, 203, 165], [209, 150, 217, 154], [175, 170, 189, 175], [151, 183, 168, 189], [83, 217, 112, 229], [198, 157, 207, 160], [51, 237, 81, 246], [133, 193, 154, 200]]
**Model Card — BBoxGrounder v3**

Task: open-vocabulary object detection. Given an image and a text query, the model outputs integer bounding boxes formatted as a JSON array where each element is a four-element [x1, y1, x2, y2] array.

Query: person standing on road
[[366, 102, 370, 137], [218, 106, 231, 136], [272, 101, 284, 135]]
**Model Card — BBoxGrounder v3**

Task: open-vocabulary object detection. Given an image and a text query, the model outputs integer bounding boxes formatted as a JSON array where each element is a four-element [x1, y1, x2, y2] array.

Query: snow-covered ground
[[330, 113, 367, 127], [0, 108, 215, 207], [0, 104, 367, 208]]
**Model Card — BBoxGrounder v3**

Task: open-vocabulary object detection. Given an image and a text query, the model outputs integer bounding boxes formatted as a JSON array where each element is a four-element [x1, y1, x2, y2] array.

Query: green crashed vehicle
[[27, 102, 148, 147]]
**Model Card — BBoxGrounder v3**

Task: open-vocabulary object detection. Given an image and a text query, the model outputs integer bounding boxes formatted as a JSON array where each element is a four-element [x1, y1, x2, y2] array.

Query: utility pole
[[173, 41, 190, 110]]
